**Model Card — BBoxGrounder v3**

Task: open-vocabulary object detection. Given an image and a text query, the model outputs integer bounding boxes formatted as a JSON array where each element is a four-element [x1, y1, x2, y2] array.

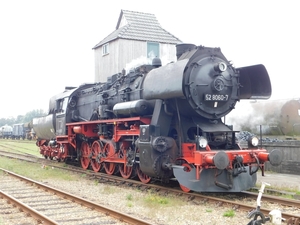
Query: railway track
[[0, 149, 43, 162], [0, 168, 152, 225], [0, 194, 38, 224], [0, 147, 300, 224], [0, 141, 37, 155]]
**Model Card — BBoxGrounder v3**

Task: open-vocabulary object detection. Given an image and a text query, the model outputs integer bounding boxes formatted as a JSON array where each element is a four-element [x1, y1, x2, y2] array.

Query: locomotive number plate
[[204, 94, 229, 101]]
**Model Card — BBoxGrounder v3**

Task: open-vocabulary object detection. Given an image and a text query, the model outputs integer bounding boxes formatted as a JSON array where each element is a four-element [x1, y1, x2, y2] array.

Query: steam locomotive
[[33, 44, 282, 192]]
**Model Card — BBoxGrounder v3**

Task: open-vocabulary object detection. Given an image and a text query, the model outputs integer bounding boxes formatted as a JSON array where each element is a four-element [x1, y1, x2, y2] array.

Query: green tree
[[16, 115, 24, 124], [23, 109, 46, 123], [0, 117, 16, 127], [0, 109, 46, 126]]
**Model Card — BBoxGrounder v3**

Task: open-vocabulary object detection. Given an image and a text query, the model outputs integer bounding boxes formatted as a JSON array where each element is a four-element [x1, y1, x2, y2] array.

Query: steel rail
[[187, 192, 300, 223], [0, 168, 152, 225], [0, 190, 58, 225], [242, 190, 300, 208], [1, 151, 299, 224]]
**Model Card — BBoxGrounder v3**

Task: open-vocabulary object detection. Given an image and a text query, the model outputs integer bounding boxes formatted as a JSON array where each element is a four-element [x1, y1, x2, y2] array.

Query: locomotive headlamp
[[214, 62, 227, 72], [198, 136, 208, 148], [248, 136, 259, 147]]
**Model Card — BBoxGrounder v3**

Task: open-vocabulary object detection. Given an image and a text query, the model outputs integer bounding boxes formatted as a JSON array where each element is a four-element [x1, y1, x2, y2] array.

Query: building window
[[147, 42, 159, 59], [102, 43, 109, 55]]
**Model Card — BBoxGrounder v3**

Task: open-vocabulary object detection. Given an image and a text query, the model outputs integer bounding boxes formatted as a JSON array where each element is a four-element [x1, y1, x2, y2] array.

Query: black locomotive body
[[33, 44, 282, 192]]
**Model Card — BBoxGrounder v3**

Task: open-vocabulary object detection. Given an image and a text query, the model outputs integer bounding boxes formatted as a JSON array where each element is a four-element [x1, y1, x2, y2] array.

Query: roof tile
[[93, 10, 182, 49]]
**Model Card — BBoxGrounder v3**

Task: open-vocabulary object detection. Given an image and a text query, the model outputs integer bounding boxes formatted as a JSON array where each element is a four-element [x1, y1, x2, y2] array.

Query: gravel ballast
[[40, 174, 260, 225]]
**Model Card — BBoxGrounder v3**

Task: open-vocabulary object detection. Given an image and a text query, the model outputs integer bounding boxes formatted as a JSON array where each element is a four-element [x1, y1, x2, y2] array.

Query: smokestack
[[176, 43, 196, 59]]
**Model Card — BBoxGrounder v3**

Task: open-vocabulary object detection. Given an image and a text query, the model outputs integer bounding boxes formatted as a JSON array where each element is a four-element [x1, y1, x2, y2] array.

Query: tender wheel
[[179, 163, 192, 193], [91, 141, 102, 172], [136, 164, 151, 184], [118, 143, 134, 179], [102, 142, 116, 175], [80, 141, 90, 170]]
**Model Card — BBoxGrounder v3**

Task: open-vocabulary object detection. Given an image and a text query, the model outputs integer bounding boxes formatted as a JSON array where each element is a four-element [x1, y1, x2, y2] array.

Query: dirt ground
[[256, 172, 300, 191]]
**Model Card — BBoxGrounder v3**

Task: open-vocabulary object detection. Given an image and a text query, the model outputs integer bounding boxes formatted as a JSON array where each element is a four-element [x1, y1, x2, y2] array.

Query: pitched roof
[[93, 10, 182, 49]]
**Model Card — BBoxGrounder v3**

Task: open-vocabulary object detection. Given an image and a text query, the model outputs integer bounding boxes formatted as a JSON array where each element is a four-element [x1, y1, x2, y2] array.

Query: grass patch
[[127, 202, 133, 207], [0, 157, 77, 181], [126, 194, 133, 201], [281, 194, 294, 199], [141, 191, 186, 209], [144, 194, 169, 205], [101, 185, 117, 194], [0, 139, 41, 157], [206, 209, 213, 212], [223, 209, 235, 217]]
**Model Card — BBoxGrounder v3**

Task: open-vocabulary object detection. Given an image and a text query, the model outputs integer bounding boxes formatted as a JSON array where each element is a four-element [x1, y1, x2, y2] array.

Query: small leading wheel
[[118, 144, 134, 179], [80, 141, 90, 170], [179, 163, 192, 193], [136, 164, 151, 184], [91, 141, 102, 172], [101, 142, 116, 175]]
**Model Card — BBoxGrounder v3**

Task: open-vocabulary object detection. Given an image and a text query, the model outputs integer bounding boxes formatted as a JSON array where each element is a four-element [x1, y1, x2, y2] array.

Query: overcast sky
[[0, 0, 299, 118]]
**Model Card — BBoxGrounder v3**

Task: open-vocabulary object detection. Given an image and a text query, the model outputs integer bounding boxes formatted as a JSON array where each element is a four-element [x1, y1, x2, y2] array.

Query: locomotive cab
[[55, 97, 69, 136]]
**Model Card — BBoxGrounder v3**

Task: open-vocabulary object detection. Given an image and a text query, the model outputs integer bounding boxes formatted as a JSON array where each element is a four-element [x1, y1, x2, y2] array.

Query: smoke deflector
[[237, 64, 272, 99]]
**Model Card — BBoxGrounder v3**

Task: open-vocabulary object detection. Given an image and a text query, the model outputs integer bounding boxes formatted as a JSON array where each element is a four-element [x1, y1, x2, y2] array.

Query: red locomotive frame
[[37, 116, 273, 191]]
